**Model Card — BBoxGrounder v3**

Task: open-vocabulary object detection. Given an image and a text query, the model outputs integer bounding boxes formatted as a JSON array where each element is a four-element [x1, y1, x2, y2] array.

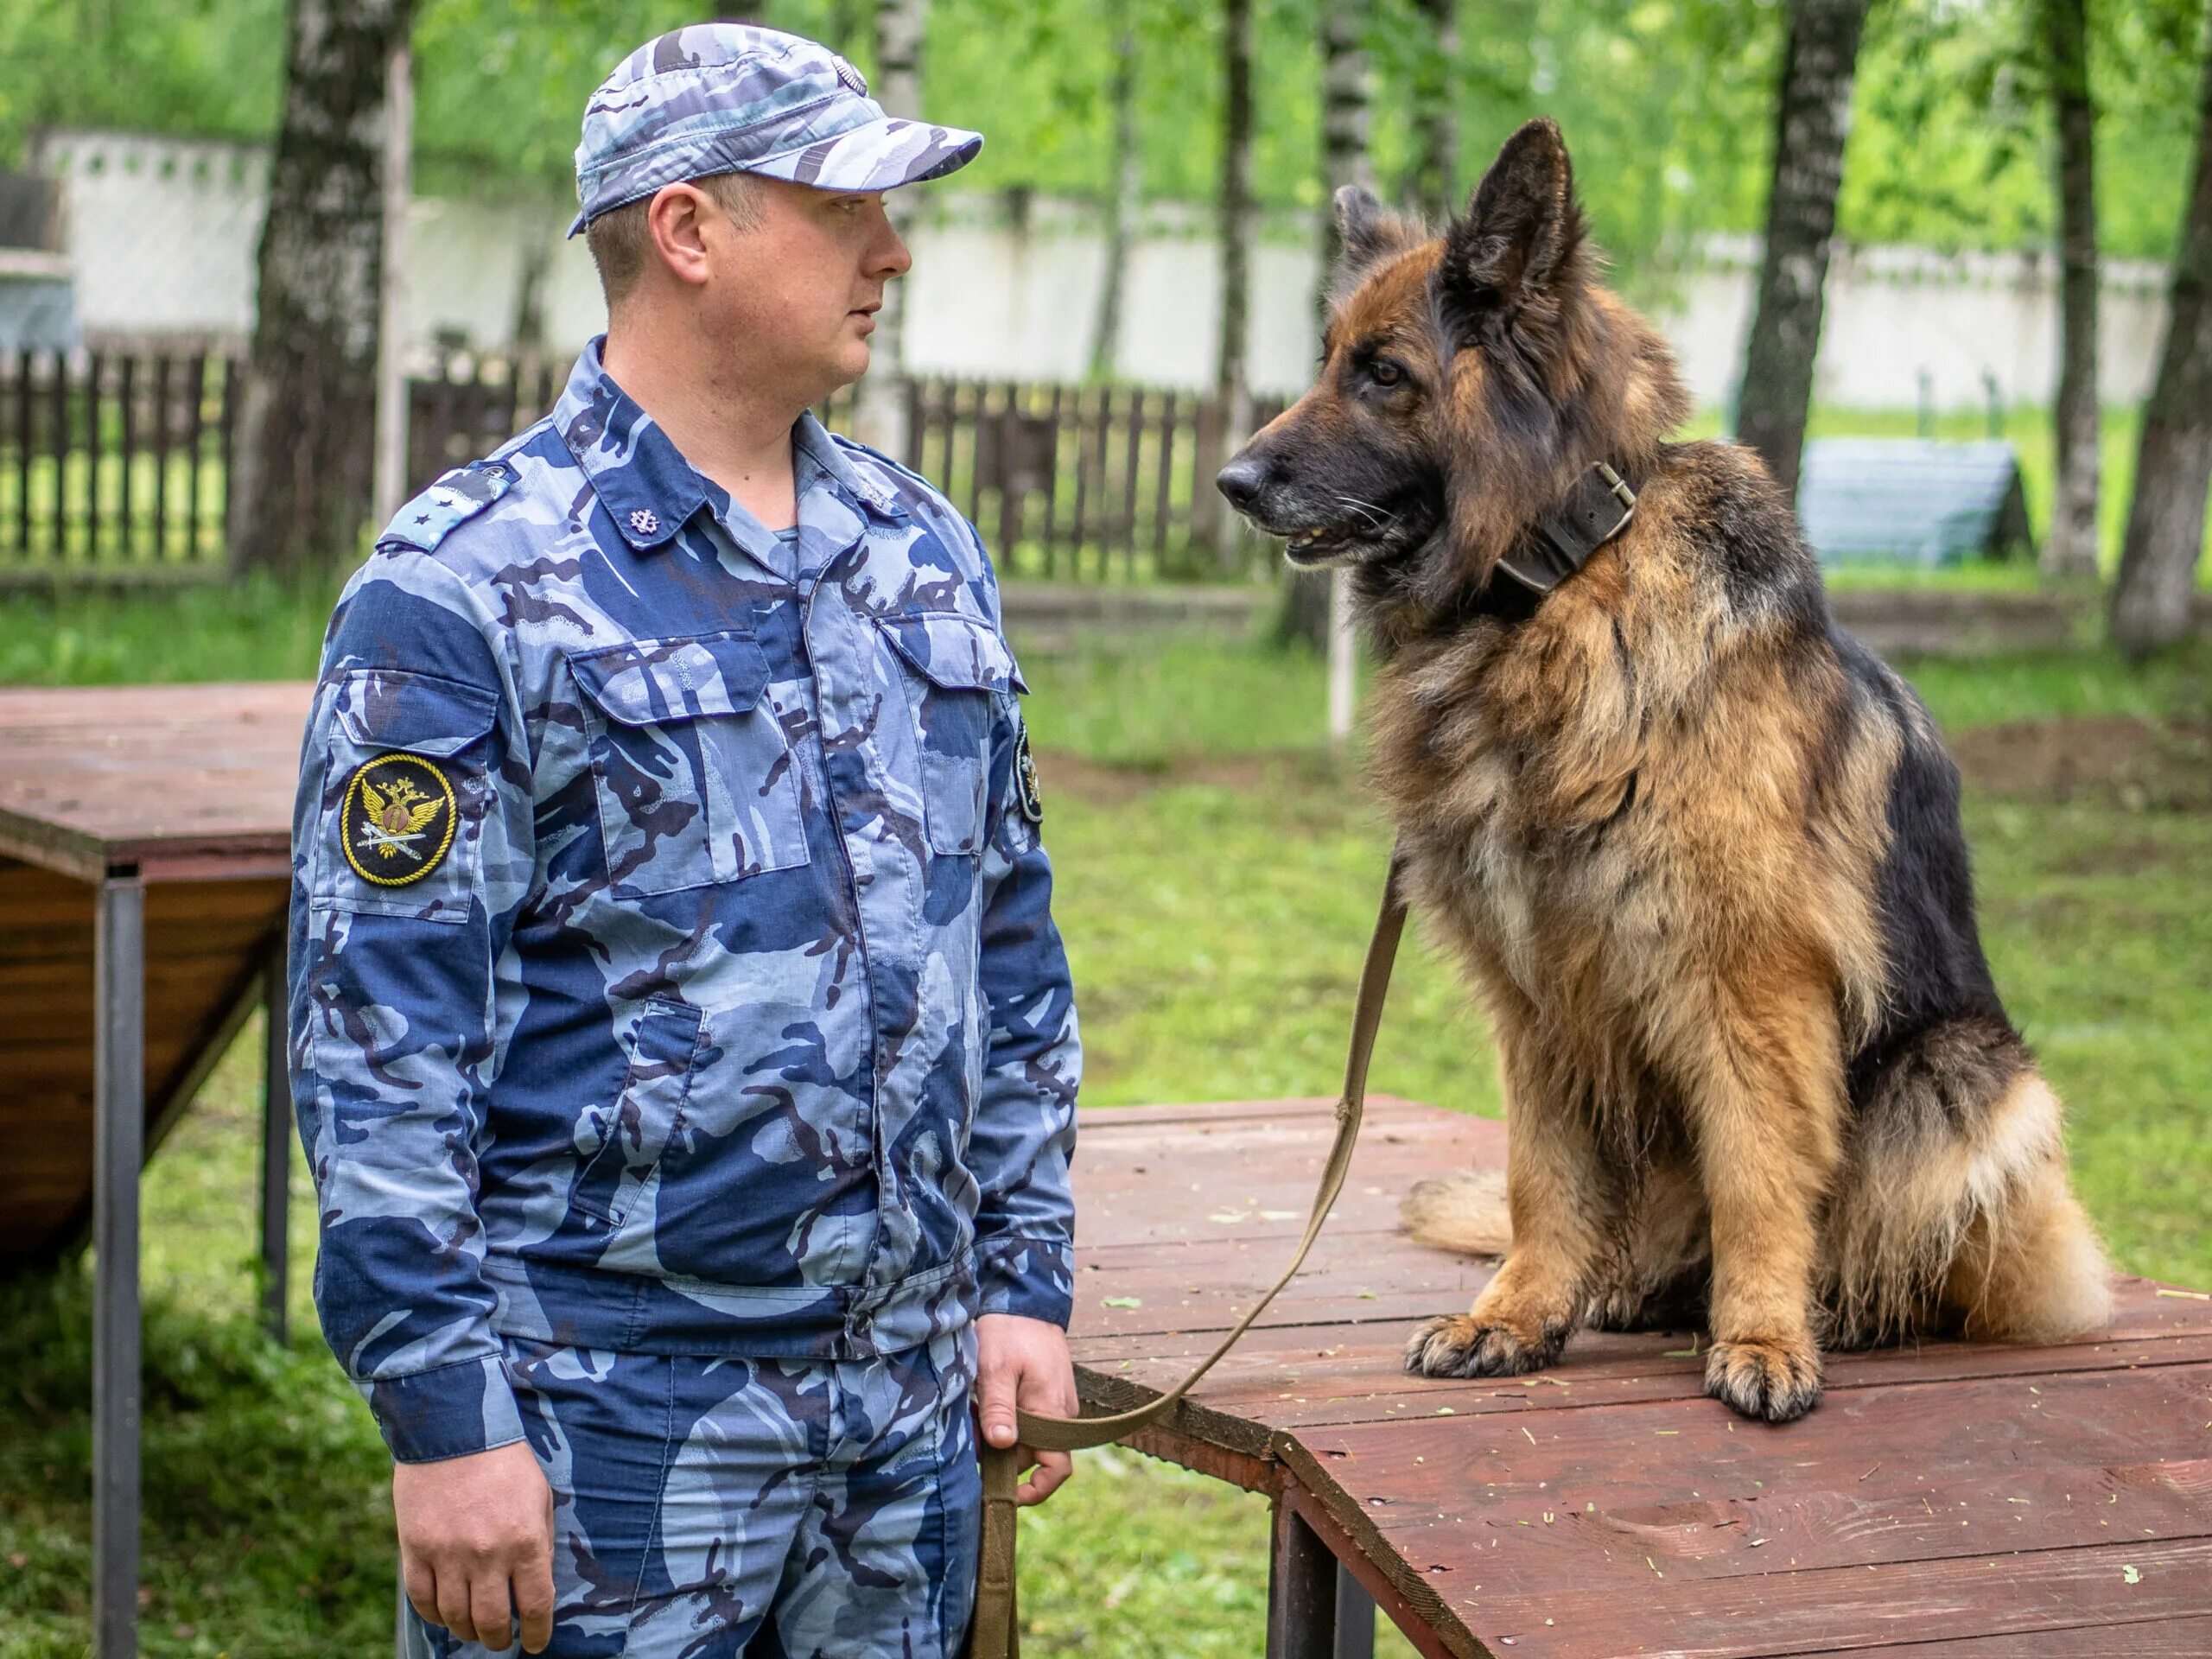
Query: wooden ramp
[[1065, 1097, 2212, 1658], [0, 684, 304, 1267]]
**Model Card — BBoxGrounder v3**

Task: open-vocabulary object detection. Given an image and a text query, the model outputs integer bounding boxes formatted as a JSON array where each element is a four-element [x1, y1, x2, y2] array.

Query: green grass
[[1, 606, 2207, 1656], [0, 571, 343, 686]]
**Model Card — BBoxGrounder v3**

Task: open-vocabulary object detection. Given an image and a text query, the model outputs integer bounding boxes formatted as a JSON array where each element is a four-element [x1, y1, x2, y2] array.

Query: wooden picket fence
[[0, 349, 1285, 582], [0, 350, 239, 576], [408, 359, 1290, 582]]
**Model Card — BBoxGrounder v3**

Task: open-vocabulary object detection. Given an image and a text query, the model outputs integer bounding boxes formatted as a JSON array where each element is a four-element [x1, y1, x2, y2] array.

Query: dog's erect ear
[[1331, 185, 1419, 302], [1438, 118, 1586, 358]]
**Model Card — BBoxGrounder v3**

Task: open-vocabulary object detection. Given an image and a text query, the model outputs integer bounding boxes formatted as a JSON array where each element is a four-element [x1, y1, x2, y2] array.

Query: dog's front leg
[[1405, 1028, 1605, 1378], [1680, 978, 1843, 1423]]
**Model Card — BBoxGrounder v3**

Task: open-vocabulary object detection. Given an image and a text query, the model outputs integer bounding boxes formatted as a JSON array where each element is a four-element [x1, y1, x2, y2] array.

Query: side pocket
[[571, 999, 706, 1230]]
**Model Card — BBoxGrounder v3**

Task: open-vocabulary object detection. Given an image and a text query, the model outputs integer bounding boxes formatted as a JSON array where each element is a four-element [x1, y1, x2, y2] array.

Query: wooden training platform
[[1065, 1096, 2212, 1658], [0, 684, 301, 1268], [0, 682, 307, 1659]]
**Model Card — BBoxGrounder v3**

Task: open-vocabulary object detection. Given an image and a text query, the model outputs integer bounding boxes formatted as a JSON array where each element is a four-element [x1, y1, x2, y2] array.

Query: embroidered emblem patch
[[1014, 728, 1045, 825], [340, 753, 459, 887]]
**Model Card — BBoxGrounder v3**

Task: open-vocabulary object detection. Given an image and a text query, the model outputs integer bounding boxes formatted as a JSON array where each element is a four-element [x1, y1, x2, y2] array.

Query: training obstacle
[[1064, 1097, 2212, 1657], [3, 683, 2209, 1657], [0, 683, 302, 1659]]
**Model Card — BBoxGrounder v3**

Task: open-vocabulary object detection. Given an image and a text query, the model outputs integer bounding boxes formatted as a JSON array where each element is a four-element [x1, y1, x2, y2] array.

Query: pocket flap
[[334, 669, 499, 757], [876, 612, 1027, 694], [566, 632, 774, 728]]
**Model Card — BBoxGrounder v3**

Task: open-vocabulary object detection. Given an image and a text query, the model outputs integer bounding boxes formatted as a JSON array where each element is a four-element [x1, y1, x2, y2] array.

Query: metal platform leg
[[1268, 1500, 1373, 1658], [260, 934, 289, 1344], [1334, 1560, 1376, 1659], [93, 872, 144, 1659], [1265, 1503, 1362, 1659]]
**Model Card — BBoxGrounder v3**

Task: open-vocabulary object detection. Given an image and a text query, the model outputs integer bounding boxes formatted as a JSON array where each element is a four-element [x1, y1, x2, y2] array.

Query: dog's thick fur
[[1218, 120, 2109, 1422]]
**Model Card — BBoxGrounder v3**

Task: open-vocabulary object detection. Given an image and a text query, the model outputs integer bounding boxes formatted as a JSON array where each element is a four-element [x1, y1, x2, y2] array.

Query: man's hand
[[975, 1313, 1079, 1506], [392, 1439, 557, 1653]]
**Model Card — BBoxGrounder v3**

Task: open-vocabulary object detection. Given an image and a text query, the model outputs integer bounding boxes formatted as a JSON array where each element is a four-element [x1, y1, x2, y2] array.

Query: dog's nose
[[1215, 454, 1269, 513]]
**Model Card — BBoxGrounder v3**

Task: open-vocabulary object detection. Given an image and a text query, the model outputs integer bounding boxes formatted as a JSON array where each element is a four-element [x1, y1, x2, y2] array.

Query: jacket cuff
[[360, 1353, 526, 1465], [975, 1234, 1075, 1327]]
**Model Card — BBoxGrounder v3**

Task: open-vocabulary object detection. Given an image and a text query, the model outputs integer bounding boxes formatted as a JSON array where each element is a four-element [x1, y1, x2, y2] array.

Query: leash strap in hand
[[967, 845, 1409, 1659]]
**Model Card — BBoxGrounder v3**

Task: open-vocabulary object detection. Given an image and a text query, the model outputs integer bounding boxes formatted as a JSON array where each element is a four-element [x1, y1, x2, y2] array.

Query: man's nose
[[874, 211, 913, 279], [1215, 454, 1271, 513]]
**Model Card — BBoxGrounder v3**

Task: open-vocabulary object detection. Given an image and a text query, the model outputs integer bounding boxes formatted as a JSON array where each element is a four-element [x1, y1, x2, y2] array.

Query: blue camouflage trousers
[[405, 1327, 981, 1658]]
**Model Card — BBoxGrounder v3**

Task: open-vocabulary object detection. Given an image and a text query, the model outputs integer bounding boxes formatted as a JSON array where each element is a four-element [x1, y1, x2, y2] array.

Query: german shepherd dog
[[1216, 120, 2110, 1422]]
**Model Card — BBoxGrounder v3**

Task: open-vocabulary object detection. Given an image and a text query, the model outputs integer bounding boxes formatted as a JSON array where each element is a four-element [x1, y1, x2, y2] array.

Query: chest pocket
[[566, 632, 808, 897], [314, 668, 500, 923], [876, 612, 1024, 857]]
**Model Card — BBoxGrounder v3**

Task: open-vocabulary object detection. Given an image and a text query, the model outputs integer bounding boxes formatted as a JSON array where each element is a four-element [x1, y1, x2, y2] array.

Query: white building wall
[[31, 128, 2178, 415]]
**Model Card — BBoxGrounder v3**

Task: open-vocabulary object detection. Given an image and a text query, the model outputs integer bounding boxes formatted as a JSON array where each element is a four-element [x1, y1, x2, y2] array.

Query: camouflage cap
[[569, 24, 983, 236]]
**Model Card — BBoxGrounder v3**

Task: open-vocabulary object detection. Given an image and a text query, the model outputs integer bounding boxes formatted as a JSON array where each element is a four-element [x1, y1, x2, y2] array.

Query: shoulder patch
[[377, 460, 519, 555], [340, 752, 460, 886], [1014, 727, 1045, 825]]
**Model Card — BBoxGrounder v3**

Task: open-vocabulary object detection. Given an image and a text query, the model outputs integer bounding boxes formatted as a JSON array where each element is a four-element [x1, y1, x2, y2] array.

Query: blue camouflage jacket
[[287, 340, 1082, 1464]]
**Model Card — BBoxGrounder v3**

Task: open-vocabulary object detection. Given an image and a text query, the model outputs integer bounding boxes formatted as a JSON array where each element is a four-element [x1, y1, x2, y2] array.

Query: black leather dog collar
[[1493, 461, 1640, 600]]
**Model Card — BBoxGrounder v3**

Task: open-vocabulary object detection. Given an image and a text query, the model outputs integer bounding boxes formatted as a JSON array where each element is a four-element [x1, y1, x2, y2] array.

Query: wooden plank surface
[[1065, 1098, 2212, 1657], [0, 683, 309, 878]]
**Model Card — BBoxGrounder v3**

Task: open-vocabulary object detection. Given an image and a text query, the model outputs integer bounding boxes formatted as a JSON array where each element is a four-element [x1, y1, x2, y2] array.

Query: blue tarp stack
[[1796, 437, 2034, 567]]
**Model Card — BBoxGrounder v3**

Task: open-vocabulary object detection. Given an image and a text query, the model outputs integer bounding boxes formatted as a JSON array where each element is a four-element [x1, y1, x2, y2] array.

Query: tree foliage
[[0, 0, 2204, 286]]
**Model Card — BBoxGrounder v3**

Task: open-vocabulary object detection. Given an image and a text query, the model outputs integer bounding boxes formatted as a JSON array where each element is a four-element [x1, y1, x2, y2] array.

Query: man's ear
[[1437, 118, 1586, 360], [1329, 185, 1420, 308], [645, 182, 715, 288]]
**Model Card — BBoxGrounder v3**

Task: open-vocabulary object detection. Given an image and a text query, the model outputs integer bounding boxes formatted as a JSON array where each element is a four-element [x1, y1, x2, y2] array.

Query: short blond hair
[[585, 171, 765, 308]]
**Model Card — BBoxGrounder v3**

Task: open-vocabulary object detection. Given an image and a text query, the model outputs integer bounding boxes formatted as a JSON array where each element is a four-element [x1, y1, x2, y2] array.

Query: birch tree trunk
[[1407, 0, 1458, 222], [2110, 35, 2212, 656], [1318, 0, 1375, 302], [2044, 0, 2102, 580], [1274, 1, 1371, 664], [1734, 0, 1870, 499], [230, 0, 412, 574], [1209, 0, 1257, 569], [851, 0, 925, 461], [1089, 0, 1141, 382]]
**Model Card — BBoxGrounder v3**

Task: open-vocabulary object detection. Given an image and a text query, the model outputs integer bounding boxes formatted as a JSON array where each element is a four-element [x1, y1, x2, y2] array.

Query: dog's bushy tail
[[1401, 1168, 1513, 1256]]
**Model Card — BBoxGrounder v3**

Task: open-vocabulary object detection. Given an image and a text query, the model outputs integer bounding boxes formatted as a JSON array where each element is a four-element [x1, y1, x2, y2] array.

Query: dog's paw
[[1703, 1337, 1822, 1422], [1402, 1312, 1566, 1379]]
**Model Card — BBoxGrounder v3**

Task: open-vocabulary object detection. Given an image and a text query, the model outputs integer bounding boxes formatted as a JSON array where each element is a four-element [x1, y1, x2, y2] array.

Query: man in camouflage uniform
[[288, 26, 1081, 1656]]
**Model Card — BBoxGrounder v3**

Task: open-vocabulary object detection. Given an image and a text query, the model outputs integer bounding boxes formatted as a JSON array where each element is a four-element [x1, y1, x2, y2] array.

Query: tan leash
[[968, 845, 1410, 1659]]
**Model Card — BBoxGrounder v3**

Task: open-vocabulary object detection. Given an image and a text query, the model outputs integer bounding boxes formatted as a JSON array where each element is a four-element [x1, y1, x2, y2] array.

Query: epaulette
[[826, 433, 935, 515], [375, 459, 519, 555]]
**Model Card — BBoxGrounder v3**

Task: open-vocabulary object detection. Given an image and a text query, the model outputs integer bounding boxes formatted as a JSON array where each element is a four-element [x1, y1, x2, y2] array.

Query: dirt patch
[[1043, 717, 2209, 813], [1951, 717, 2212, 810]]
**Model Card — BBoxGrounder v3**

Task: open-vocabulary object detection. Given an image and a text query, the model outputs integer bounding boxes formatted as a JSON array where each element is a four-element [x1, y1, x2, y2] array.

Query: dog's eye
[[1370, 359, 1403, 387]]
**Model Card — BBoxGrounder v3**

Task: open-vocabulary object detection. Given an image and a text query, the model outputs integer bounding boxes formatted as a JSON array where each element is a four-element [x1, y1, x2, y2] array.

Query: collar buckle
[[1492, 460, 1641, 605]]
